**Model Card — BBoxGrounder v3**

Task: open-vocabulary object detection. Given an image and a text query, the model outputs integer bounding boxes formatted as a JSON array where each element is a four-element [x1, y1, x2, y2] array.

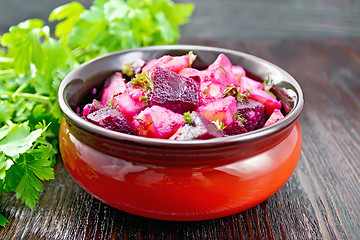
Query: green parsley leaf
[[0, 162, 24, 194], [0, 100, 14, 123], [15, 165, 43, 209], [49, 2, 85, 45], [1, 19, 49, 74], [50, 0, 194, 62], [0, 213, 8, 227], [0, 123, 43, 158], [0, 154, 13, 180]]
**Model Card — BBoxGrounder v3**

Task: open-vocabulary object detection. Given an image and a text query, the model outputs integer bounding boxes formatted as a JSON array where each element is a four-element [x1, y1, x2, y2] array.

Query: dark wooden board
[[0, 38, 359, 239]]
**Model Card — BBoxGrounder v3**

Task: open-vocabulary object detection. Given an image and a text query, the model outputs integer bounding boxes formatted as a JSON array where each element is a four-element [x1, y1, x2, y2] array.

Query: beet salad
[[80, 52, 289, 140]]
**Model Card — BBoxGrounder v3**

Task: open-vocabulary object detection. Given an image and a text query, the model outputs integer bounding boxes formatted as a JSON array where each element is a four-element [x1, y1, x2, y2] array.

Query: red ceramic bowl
[[58, 45, 304, 221]]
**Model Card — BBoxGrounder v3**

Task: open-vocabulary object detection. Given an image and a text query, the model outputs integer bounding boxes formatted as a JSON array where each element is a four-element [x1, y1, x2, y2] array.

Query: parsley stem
[[0, 92, 54, 102], [13, 81, 30, 96], [0, 70, 14, 75]]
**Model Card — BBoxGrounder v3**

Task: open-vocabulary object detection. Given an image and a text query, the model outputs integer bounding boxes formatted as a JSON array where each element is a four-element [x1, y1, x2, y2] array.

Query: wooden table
[[1, 38, 359, 239]]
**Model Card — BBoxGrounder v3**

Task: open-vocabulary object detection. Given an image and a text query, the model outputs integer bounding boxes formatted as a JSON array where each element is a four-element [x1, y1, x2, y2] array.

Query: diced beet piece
[[112, 87, 147, 121], [141, 58, 159, 73], [132, 106, 185, 139], [232, 65, 246, 81], [255, 113, 267, 129], [142, 53, 194, 73], [236, 99, 266, 132], [170, 112, 224, 140], [178, 68, 204, 82], [197, 96, 237, 127], [239, 76, 264, 92], [82, 99, 103, 117], [150, 67, 199, 113], [199, 81, 225, 106], [264, 109, 284, 127], [223, 120, 248, 136], [202, 54, 239, 87], [249, 89, 282, 115], [101, 72, 127, 106], [86, 107, 135, 135]]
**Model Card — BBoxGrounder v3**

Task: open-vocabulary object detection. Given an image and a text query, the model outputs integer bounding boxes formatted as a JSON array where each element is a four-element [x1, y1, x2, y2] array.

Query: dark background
[[1, 0, 359, 39]]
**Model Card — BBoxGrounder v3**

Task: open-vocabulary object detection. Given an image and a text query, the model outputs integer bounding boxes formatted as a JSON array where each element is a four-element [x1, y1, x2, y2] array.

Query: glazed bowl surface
[[58, 45, 304, 221]]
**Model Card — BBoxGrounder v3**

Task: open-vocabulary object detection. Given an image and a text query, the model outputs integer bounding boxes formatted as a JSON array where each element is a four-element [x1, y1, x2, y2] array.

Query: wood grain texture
[[0, 38, 359, 239]]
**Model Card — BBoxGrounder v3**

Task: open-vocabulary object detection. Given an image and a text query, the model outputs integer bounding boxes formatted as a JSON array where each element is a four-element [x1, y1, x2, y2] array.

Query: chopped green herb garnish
[[212, 119, 226, 131], [223, 85, 251, 102], [139, 96, 149, 106], [187, 51, 197, 67], [235, 114, 245, 123], [201, 88, 209, 98], [134, 118, 146, 130], [183, 112, 192, 124], [263, 73, 274, 88], [232, 111, 245, 126], [107, 90, 117, 107], [223, 84, 239, 98], [123, 63, 134, 77], [131, 72, 153, 92], [218, 65, 227, 74]]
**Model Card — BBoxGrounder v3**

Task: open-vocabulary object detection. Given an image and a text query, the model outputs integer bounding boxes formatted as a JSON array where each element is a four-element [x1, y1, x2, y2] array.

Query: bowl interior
[[58, 45, 303, 147]]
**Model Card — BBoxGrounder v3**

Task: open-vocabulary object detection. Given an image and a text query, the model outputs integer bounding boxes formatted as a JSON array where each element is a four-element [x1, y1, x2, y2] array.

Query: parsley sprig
[[0, 0, 194, 226]]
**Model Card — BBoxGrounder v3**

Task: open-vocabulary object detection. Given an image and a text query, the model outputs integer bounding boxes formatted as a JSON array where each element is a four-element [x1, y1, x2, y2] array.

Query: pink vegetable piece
[[82, 99, 103, 117], [170, 112, 224, 140], [249, 89, 282, 116], [132, 106, 185, 139], [112, 87, 147, 121], [178, 68, 204, 82], [236, 99, 266, 131], [197, 96, 237, 127], [101, 72, 127, 106], [142, 54, 194, 73], [199, 81, 225, 106], [263, 109, 284, 127], [203, 54, 239, 87], [239, 76, 264, 92], [232, 65, 246, 81], [141, 58, 159, 73], [86, 107, 135, 135]]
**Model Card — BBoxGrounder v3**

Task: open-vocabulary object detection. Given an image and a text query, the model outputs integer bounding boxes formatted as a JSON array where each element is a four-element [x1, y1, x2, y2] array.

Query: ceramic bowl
[[58, 45, 304, 221]]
